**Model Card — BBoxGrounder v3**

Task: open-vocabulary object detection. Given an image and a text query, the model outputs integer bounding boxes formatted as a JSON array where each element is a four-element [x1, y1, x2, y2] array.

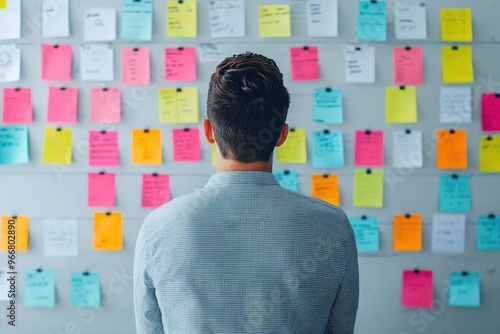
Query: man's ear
[[203, 119, 215, 144], [275, 123, 289, 147]]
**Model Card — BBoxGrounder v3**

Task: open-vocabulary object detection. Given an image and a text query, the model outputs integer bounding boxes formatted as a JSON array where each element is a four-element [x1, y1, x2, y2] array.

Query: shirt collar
[[205, 171, 280, 187]]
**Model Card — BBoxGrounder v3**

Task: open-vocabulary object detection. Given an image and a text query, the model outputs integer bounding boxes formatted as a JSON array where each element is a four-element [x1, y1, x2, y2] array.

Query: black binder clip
[[133, 47, 139, 52], [303, 46, 309, 51], [103, 87, 108, 92], [99, 171, 105, 175], [178, 0, 183, 3], [184, 128, 190, 132], [405, 46, 411, 51], [178, 46, 184, 51], [487, 136, 492, 141], [12, 215, 17, 219], [405, 213, 411, 219], [60, 87, 66, 91], [290, 128, 295, 132], [83, 269, 90, 276], [100, 130, 106, 134], [54, 44, 59, 49], [365, 129, 371, 135], [106, 212, 112, 216], [495, 91, 500, 98], [366, 168, 372, 175], [323, 174, 329, 178], [144, 128, 149, 133], [405, 129, 411, 134], [56, 127, 62, 132], [461, 271, 468, 276], [284, 170, 290, 175], [15, 87, 21, 91], [489, 214, 496, 219], [371, 0, 377, 3], [323, 129, 330, 134], [452, 174, 458, 180], [414, 267, 420, 274], [361, 215, 367, 220], [452, 46, 458, 51], [326, 87, 332, 92], [450, 129, 455, 134], [177, 88, 182, 92], [36, 267, 43, 273], [400, 85, 405, 90], [152, 173, 158, 177], [355, 46, 361, 51]]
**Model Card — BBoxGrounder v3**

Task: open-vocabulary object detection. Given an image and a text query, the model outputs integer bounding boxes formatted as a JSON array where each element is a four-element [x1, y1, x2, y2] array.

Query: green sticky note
[[353, 169, 384, 208], [357, 1, 387, 41], [25, 269, 56, 307], [71, 272, 101, 308], [477, 215, 500, 251], [386, 86, 418, 123], [277, 128, 307, 163], [350, 216, 379, 252], [449, 272, 480, 307]]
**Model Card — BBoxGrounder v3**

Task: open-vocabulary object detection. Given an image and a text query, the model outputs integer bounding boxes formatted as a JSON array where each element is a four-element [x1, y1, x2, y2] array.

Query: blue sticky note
[[274, 170, 299, 192], [357, 1, 387, 41], [349, 216, 379, 252], [71, 272, 101, 308], [477, 215, 500, 251], [449, 272, 480, 307], [25, 269, 56, 307], [0, 126, 29, 164], [313, 89, 343, 124], [312, 130, 344, 168], [121, 0, 153, 41], [439, 175, 471, 212]]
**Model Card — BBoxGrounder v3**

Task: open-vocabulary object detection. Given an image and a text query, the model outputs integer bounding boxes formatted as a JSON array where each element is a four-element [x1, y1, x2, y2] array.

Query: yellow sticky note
[[441, 8, 473, 42], [159, 87, 198, 123], [132, 129, 162, 165], [480, 136, 500, 172], [386, 86, 417, 123], [93, 212, 122, 251], [311, 174, 340, 206], [259, 5, 291, 38], [1, 216, 29, 252], [166, 0, 197, 37], [353, 169, 384, 208], [442, 46, 474, 83], [42, 126, 73, 165], [277, 128, 307, 163], [0, 0, 6, 9], [393, 214, 422, 251], [212, 144, 217, 167], [159, 88, 178, 123]]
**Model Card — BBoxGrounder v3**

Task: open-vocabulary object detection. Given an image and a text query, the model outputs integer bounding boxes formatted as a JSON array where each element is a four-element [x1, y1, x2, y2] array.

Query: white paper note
[[432, 214, 466, 253], [43, 219, 78, 256], [210, 0, 245, 38], [42, 0, 70, 38], [307, 0, 338, 37], [84, 8, 117, 42], [0, 0, 21, 40], [0, 44, 21, 83], [0, 267, 10, 301], [440, 87, 472, 124], [80, 44, 114, 82], [343, 45, 375, 83], [199, 43, 245, 63], [393, 130, 423, 168], [395, 0, 427, 40]]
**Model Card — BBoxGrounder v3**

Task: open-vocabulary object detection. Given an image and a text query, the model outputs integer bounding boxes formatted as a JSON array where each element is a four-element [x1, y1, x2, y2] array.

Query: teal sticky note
[[313, 89, 343, 124], [274, 170, 299, 192], [70, 272, 101, 308], [0, 126, 29, 164], [312, 130, 344, 168], [121, 0, 153, 41], [357, 1, 387, 41], [439, 175, 471, 212], [349, 216, 379, 252], [25, 269, 56, 307], [449, 272, 480, 307], [477, 215, 500, 251]]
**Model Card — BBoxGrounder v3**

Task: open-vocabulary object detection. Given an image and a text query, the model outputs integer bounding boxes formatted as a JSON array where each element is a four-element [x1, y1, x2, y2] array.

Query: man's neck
[[216, 159, 273, 173]]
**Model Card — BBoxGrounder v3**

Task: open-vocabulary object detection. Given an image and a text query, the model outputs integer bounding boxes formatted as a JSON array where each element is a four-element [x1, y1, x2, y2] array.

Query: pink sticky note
[[402, 270, 433, 308], [90, 87, 121, 123], [41, 44, 72, 81], [290, 46, 319, 81], [141, 174, 170, 208], [355, 130, 384, 166], [2, 88, 32, 124], [122, 48, 150, 85], [164, 47, 197, 81], [481, 93, 500, 132], [89, 131, 119, 167], [172, 128, 201, 162], [393, 47, 423, 85], [47, 87, 78, 123], [88, 172, 116, 208]]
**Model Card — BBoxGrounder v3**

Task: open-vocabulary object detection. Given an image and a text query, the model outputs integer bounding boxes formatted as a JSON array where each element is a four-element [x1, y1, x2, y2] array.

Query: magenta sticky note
[[141, 174, 170, 208], [90, 87, 121, 123], [172, 128, 201, 162], [2, 88, 33, 124], [41, 44, 72, 81], [122, 47, 150, 85], [164, 47, 197, 81], [88, 130, 119, 167], [290, 46, 319, 81], [402, 270, 433, 308], [393, 47, 423, 85], [481, 93, 500, 132], [88, 172, 116, 208], [355, 130, 384, 166], [47, 87, 78, 124]]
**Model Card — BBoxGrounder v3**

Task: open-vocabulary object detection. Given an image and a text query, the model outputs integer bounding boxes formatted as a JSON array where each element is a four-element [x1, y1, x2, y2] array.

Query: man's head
[[205, 52, 290, 163]]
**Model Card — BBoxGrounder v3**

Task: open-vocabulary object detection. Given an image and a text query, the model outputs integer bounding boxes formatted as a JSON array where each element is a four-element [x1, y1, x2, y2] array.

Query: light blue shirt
[[134, 171, 359, 333]]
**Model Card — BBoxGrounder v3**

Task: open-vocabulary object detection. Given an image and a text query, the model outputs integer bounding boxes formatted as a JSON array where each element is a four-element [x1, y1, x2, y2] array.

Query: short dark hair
[[207, 52, 290, 163]]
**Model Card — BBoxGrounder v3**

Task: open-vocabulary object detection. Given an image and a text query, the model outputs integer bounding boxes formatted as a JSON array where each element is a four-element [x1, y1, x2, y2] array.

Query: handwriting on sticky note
[[355, 130, 384, 166], [393, 214, 422, 251], [88, 173, 116, 208], [440, 87, 472, 124], [353, 169, 384, 208], [2, 88, 32, 123], [90, 87, 121, 123], [277, 128, 307, 163], [311, 174, 340, 206], [432, 213, 466, 253], [386, 86, 418, 123], [121, 0, 152, 41], [25, 269, 56, 307], [393, 130, 423, 168], [395, 0, 427, 40], [47, 87, 78, 124], [439, 175, 471, 212], [132, 129, 162, 165], [0, 44, 21, 83], [290, 47, 319, 81], [84, 8, 116, 42], [167, 0, 197, 37], [42, 127, 72, 165], [402, 269, 433, 308], [93, 212, 122, 251], [122, 48, 150, 85], [481, 93, 500, 131], [312, 131, 344, 168], [210, 0, 246, 38], [436, 129, 467, 169], [89, 131, 119, 167], [449, 272, 480, 307], [357, 1, 387, 41], [259, 5, 291, 37], [1, 215, 29, 252], [274, 170, 299, 192], [142, 174, 170, 208], [442, 46, 474, 83], [80, 44, 114, 81], [159, 87, 199, 124], [480, 136, 500, 172], [42, 0, 69, 38], [441, 8, 472, 42], [344, 45, 375, 83], [43, 219, 78, 256], [71, 272, 101, 308], [0, 126, 29, 165], [350, 216, 379, 253], [313, 88, 343, 124], [307, 0, 338, 37], [393, 47, 423, 85], [41, 44, 72, 81], [0, 0, 20, 40], [172, 128, 201, 162], [165, 47, 197, 81], [477, 215, 500, 251]]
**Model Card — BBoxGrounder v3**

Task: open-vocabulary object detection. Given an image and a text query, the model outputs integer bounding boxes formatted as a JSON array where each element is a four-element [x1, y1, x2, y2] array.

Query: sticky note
[[436, 129, 467, 169], [393, 214, 422, 251], [449, 272, 480, 307], [142, 174, 170, 208], [480, 136, 500, 172], [402, 269, 433, 308], [84, 8, 116, 42], [386, 86, 417, 123], [89, 130, 119, 167], [357, 1, 387, 41], [88, 173, 116, 208], [0, 0, 20, 40], [277, 128, 307, 164], [290, 47, 319, 81], [477, 215, 500, 251], [432, 213, 466, 253], [259, 5, 291, 38], [442, 46, 474, 83], [25, 269, 56, 307], [349, 216, 379, 252], [0, 44, 21, 83], [307, 0, 338, 37], [42, 0, 69, 38], [0, 126, 29, 164], [80, 44, 114, 81], [354, 130, 384, 166], [394, 0, 427, 40], [0, 0, 6, 10], [122, 48, 150, 85], [1, 215, 29, 252], [312, 130, 344, 168], [166, 0, 197, 38], [311, 174, 340, 206], [172, 128, 202, 162], [93, 212, 122, 251], [159, 87, 199, 124], [90, 87, 121, 123], [210, 0, 246, 38], [43, 219, 78, 257], [393, 130, 423, 169], [440, 87, 472, 124], [42, 127, 72, 165], [164, 47, 197, 81], [71, 272, 101, 308], [343, 45, 375, 84], [274, 170, 299, 192], [313, 88, 343, 124], [121, 0, 153, 41], [441, 8, 472, 42], [393, 47, 423, 85], [353, 168, 384, 208], [2, 88, 32, 123], [212, 144, 217, 167], [481, 93, 500, 131], [41, 44, 72, 81], [439, 175, 471, 213], [47, 87, 78, 124], [132, 129, 162, 165]]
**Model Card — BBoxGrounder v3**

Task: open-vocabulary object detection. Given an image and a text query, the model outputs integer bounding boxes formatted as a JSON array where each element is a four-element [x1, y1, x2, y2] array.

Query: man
[[134, 52, 359, 333]]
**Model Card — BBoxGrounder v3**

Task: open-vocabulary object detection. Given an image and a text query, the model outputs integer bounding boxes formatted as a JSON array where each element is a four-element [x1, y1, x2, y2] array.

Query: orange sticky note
[[437, 129, 468, 169], [393, 214, 422, 251], [41, 44, 72, 81], [141, 174, 170, 208], [311, 174, 340, 206], [393, 47, 423, 85], [1, 215, 29, 252], [132, 129, 162, 165], [122, 47, 150, 85], [88, 173, 116, 208], [90, 87, 121, 123], [2, 88, 33, 124], [164, 47, 197, 81], [88, 130, 119, 167], [290, 46, 319, 81], [47, 87, 78, 123], [172, 128, 201, 162], [93, 212, 122, 251]]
